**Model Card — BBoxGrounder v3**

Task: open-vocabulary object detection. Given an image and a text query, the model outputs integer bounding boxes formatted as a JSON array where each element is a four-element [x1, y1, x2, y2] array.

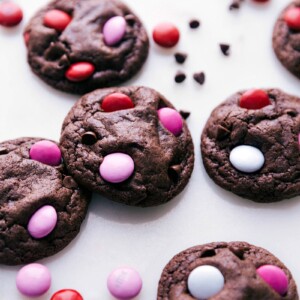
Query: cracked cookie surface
[[201, 89, 300, 202], [60, 86, 194, 207], [0, 137, 91, 265], [157, 241, 299, 300], [24, 0, 149, 94]]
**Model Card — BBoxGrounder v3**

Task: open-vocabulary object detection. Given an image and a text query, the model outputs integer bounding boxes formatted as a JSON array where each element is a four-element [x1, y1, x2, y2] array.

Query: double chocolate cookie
[[201, 88, 300, 202], [158, 242, 298, 300], [24, 0, 149, 94], [60, 86, 194, 207], [0, 138, 90, 265]]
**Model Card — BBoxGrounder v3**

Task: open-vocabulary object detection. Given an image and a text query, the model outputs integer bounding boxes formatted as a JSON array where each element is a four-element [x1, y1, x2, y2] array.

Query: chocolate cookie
[[24, 0, 149, 94], [273, 1, 300, 79], [158, 241, 298, 300], [201, 88, 300, 202], [60, 86, 194, 207], [0, 138, 91, 265]]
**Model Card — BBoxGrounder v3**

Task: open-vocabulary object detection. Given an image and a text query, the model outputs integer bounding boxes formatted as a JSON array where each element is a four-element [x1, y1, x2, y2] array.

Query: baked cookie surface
[[24, 0, 149, 94], [157, 241, 298, 300], [60, 86, 194, 207], [201, 88, 300, 202], [0, 137, 91, 265]]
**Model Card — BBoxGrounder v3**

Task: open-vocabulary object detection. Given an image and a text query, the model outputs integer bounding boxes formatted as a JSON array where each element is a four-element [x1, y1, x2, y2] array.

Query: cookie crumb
[[189, 19, 200, 29], [220, 43, 230, 56], [174, 52, 187, 64], [193, 72, 205, 85], [179, 110, 191, 120], [175, 71, 186, 83]]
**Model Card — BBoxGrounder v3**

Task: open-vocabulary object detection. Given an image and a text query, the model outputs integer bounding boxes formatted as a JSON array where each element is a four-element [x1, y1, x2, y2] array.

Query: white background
[[0, 0, 299, 299]]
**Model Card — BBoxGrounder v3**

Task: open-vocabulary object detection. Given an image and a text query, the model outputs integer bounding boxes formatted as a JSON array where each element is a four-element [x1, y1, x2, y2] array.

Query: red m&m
[[101, 93, 135, 112], [239, 89, 271, 110], [65, 62, 95, 82], [284, 7, 300, 31], [51, 289, 83, 300], [0, 2, 23, 27], [44, 9, 72, 31], [153, 22, 180, 48]]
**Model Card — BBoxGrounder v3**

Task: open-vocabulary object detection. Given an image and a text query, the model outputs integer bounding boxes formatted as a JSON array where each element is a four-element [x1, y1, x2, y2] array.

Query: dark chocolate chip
[[179, 110, 191, 120], [189, 19, 200, 29], [168, 165, 181, 183], [220, 43, 230, 56], [193, 72, 205, 85], [82, 131, 97, 145], [0, 147, 8, 155], [174, 52, 187, 64], [175, 71, 186, 83], [229, 1, 240, 10], [63, 176, 78, 189], [284, 109, 298, 117]]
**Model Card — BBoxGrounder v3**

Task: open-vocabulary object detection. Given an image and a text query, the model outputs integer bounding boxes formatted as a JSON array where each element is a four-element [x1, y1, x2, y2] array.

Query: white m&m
[[187, 265, 224, 299]]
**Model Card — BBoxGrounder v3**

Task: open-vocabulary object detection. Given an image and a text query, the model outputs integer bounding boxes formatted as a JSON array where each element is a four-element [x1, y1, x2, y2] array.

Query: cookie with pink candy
[[60, 86, 194, 207], [0, 137, 90, 265]]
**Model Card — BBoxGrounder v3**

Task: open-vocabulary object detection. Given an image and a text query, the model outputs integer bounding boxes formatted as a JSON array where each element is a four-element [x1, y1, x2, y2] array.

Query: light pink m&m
[[100, 153, 134, 183], [107, 267, 142, 300], [28, 205, 57, 239], [16, 263, 51, 297], [158, 107, 183, 136], [30, 140, 62, 166], [257, 265, 288, 295], [103, 16, 126, 46]]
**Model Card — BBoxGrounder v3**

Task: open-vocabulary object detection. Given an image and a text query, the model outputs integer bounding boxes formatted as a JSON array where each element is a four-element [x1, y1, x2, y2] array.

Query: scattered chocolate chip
[[179, 110, 191, 120], [174, 52, 187, 64], [189, 19, 200, 29], [0, 147, 8, 155], [193, 72, 205, 85], [63, 176, 78, 189], [175, 71, 186, 83], [229, 1, 240, 10], [168, 165, 181, 183], [81, 131, 97, 145], [220, 43, 230, 56]]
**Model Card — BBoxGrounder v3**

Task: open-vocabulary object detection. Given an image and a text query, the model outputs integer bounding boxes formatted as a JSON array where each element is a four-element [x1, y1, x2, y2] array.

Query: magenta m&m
[[44, 9, 72, 31], [16, 263, 51, 297], [0, 1, 23, 27], [51, 289, 83, 300], [103, 16, 126, 46], [107, 267, 142, 300], [65, 62, 95, 82], [257, 265, 288, 296], [239, 89, 271, 110], [158, 107, 183, 136], [30, 140, 62, 166], [152, 22, 180, 48], [284, 7, 300, 31]]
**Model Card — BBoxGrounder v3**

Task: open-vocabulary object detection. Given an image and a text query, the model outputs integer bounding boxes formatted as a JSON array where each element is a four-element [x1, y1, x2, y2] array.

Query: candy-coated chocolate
[[230, 145, 264, 173], [100, 153, 134, 183], [0, 2, 23, 27], [239, 89, 271, 110], [187, 265, 224, 299], [101, 93, 135, 112], [30, 140, 62, 166], [44, 9, 72, 31], [257, 265, 288, 296], [51, 289, 83, 300], [16, 263, 51, 297], [284, 7, 300, 31], [107, 267, 142, 300], [152, 22, 180, 48], [28, 205, 57, 239], [158, 107, 183, 136], [24, 32, 30, 46], [103, 16, 126, 46], [65, 62, 95, 82]]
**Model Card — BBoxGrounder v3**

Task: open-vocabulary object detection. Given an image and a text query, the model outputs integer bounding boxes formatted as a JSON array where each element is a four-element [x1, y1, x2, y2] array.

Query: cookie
[[273, 1, 300, 79], [0, 138, 91, 265], [24, 0, 149, 94], [157, 241, 298, 300], [201, 88, 300, 202], [59, 86, 194, 207]]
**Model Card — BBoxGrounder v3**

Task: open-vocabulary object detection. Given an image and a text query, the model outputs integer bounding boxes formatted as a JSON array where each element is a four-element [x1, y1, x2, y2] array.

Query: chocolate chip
[[229, 1, 240, 10], [179, 110, 191, 120], [174, 52, 187, 64], [82, 131, 97, 145], [201, 249, 216, 258], [63, 176, 78, 189], [189, 19, 200, 29], [0, 147, 8, 155], [193, 72, 205, 85], [220, 43, 230, 56], [175, 71, 186, 83], [168, 165, 181, 183]]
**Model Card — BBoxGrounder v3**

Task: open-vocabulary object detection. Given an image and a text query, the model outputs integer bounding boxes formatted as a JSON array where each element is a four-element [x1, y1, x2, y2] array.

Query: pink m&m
[[107, 267, 142, 300], [257, 265, 288, 295], [103, 16, 126, 46], [16, 263, 51, 297], [30, 140, 62, 166], [158, 107, 183, 136], [100, 153, 134, 183], [0, 1, 23, 27], [28, 205, 57, 239]]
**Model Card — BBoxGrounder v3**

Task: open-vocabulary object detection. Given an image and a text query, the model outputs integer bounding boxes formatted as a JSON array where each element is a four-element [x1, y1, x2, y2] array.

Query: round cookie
[[157, 241, 298, 300], [201, 88, 300, 202], [273, 1, 300, 79], [24, 0, 149, 94], [0, 137, 91, 265], [60, 86, 194, 207]]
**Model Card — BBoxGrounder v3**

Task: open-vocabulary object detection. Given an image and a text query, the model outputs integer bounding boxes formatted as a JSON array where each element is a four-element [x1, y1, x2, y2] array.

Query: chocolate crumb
[[175, 71, 186, 83], [220, 43, 230, 56], [189, 19, 200, 29], [193, 72, 205, 85], [179, 110, 191, 120], [174, 52, 187, 64]]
